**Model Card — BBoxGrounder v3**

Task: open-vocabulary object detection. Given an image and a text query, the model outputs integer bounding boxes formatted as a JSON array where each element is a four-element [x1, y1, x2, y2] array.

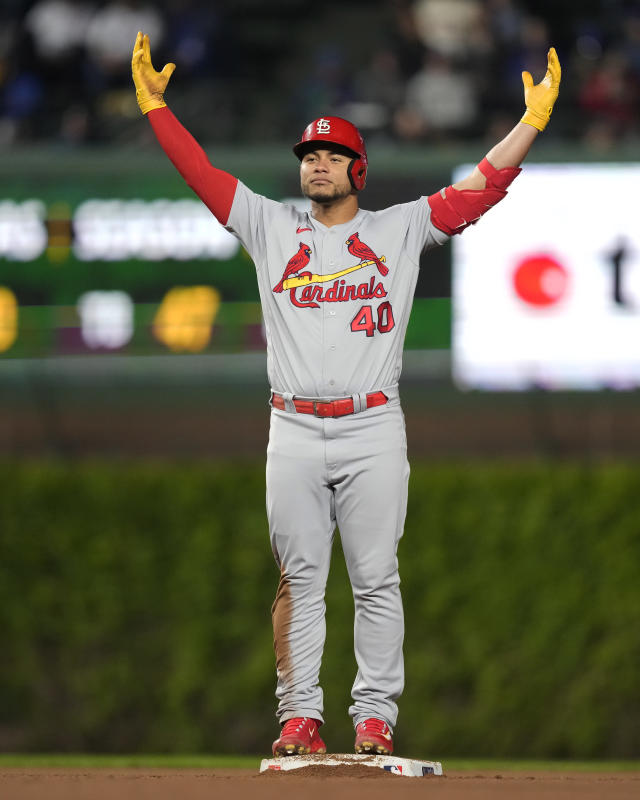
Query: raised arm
[[131, 32, 238, 225], [428, 48, 561, 235]]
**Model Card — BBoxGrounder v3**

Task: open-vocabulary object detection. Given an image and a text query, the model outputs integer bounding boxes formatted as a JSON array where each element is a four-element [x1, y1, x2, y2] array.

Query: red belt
[[271, 391, 387, 418]]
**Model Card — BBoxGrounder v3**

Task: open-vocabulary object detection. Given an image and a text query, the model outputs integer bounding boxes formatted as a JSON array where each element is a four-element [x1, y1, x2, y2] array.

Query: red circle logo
[[512, 254, 568, 307]]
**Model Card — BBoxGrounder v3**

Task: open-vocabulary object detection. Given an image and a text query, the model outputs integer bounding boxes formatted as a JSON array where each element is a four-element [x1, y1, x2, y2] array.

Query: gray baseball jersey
[[225, 181, 450, 732], [226, 182, 450, 398]]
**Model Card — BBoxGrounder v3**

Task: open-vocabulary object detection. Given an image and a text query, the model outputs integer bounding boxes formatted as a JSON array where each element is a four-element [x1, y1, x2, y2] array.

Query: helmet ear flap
[[348, 157, 367, 191]]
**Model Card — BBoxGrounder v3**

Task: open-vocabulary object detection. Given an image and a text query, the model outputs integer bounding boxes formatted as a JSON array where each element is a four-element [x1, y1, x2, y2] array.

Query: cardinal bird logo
[[346, 232, 388, 276], [273, 242, 312, 293]]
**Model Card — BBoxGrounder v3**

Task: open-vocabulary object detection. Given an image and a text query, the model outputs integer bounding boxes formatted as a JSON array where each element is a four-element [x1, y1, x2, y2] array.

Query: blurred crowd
[[0, 0, 639, 151]]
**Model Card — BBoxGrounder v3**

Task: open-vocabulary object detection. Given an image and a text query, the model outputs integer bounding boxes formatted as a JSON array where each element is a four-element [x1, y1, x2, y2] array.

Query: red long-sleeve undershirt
[[147, 107, 238, 226]]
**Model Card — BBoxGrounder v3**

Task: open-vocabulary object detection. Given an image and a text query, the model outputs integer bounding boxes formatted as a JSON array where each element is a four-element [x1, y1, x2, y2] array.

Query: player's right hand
[[520, 47, 561, 132], [131, 31, 176, 115]]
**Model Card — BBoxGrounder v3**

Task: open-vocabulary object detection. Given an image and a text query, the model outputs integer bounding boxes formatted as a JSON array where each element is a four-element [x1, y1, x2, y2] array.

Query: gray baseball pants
[[266, 397, 409, 730]]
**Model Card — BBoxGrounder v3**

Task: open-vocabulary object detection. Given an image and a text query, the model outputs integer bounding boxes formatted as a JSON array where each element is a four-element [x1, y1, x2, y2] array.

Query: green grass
[[0, 754, 260, 769], [0, 755, 638, 772]]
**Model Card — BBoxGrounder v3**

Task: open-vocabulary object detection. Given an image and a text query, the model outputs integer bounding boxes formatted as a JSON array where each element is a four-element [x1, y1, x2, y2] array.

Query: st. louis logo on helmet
[[316, 118, 331, 134]]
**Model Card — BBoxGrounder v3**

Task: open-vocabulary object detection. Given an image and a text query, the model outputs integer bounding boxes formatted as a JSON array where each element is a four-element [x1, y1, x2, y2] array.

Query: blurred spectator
[[0, 70, 44, 144], [579, 50, 639, 149], [85, 0, 165, 91], [477, 0, 528, 135], [21, 0, 94, 142], [385, 0, 427, 79], [502, 16, 551, 107], [0, 0, 637, 150], [412, 0, 491, 62], [164, 0, 223, 80], [347, 48, 406, 138], [394, 51, 479, 141], [80, 0, 166, 141], [291, 44, 355, 129], [24, 0, 94, 64], [619, 8, 640, 82], [485, 0, 525, 49], [0, 13, 43, 144]]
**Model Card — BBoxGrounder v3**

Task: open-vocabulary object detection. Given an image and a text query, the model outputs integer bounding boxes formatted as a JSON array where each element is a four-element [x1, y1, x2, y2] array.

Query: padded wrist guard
[[136, 90, 166, 115], [427, 158, 521, 236]]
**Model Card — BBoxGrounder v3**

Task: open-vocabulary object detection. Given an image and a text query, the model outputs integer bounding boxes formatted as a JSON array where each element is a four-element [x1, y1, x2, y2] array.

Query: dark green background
[[1, 460, 638, 758]]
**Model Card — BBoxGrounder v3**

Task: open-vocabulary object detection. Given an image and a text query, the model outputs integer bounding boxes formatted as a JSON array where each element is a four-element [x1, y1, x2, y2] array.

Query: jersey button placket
[[314, 232, 329, 393], [326, 341, 338, 388], [322, 234, 338, 477], [324, 237, 341, 393]]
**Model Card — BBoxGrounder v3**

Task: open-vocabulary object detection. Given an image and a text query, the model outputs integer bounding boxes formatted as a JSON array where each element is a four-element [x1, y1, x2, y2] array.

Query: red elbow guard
[[477, 157, 521, 190], [428, 157, 521, 236]]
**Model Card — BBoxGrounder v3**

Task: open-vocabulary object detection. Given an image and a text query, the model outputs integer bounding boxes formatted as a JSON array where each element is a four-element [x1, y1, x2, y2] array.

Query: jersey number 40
[[350, 302, 395, 337]]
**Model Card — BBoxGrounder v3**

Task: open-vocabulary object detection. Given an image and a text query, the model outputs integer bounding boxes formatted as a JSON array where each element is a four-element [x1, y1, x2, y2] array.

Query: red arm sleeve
[[147, 107, 238, 226]]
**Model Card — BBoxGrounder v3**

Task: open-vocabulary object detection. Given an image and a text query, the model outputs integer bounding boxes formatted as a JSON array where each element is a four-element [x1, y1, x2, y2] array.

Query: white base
[[260, 753, 443, 777]]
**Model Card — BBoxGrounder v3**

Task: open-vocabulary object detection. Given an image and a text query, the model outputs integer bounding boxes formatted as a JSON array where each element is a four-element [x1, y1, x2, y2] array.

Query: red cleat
[[272, 717, 326, 756], [354, 718, 394, 755]]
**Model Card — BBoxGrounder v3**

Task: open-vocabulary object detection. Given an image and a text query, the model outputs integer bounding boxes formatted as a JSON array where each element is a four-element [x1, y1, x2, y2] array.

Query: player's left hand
[[131, 31, 176, 115], [520, 47, 561, 132]]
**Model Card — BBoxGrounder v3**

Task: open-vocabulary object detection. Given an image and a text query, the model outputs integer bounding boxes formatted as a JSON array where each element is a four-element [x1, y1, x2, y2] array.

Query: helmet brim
[[293, 140, 361, 161]]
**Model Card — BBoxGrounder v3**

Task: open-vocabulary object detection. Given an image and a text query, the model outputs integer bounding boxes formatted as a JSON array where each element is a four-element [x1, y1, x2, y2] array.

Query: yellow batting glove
[[131, 31, 176, 115], [521, 47, 561, 131]]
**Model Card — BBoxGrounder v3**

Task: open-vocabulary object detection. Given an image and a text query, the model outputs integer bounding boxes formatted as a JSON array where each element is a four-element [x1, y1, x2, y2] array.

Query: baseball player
[[132, 32, 560, 757]]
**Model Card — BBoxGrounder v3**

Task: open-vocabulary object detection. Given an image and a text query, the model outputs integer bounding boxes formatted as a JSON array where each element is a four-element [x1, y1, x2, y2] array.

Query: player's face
[[300, 149, 354, 203]]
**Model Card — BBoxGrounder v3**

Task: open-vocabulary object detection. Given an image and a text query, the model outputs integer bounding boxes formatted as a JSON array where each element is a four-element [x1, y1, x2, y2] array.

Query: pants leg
[[266, 409, 334, 723], [328, 404, 409, 730]]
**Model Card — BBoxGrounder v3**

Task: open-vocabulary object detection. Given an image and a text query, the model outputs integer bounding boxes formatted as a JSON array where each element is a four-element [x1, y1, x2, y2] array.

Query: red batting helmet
[[293, 116, 368, 191]]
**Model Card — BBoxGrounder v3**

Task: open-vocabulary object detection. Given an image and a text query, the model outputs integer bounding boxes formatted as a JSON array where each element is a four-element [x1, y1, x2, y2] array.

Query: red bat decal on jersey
[[273, 242, 312, 293], [346, 232, 388, 277]]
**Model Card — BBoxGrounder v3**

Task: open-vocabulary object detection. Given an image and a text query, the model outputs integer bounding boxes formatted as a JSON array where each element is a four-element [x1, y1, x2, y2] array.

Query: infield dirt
[[1, 767, 639, 800]]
